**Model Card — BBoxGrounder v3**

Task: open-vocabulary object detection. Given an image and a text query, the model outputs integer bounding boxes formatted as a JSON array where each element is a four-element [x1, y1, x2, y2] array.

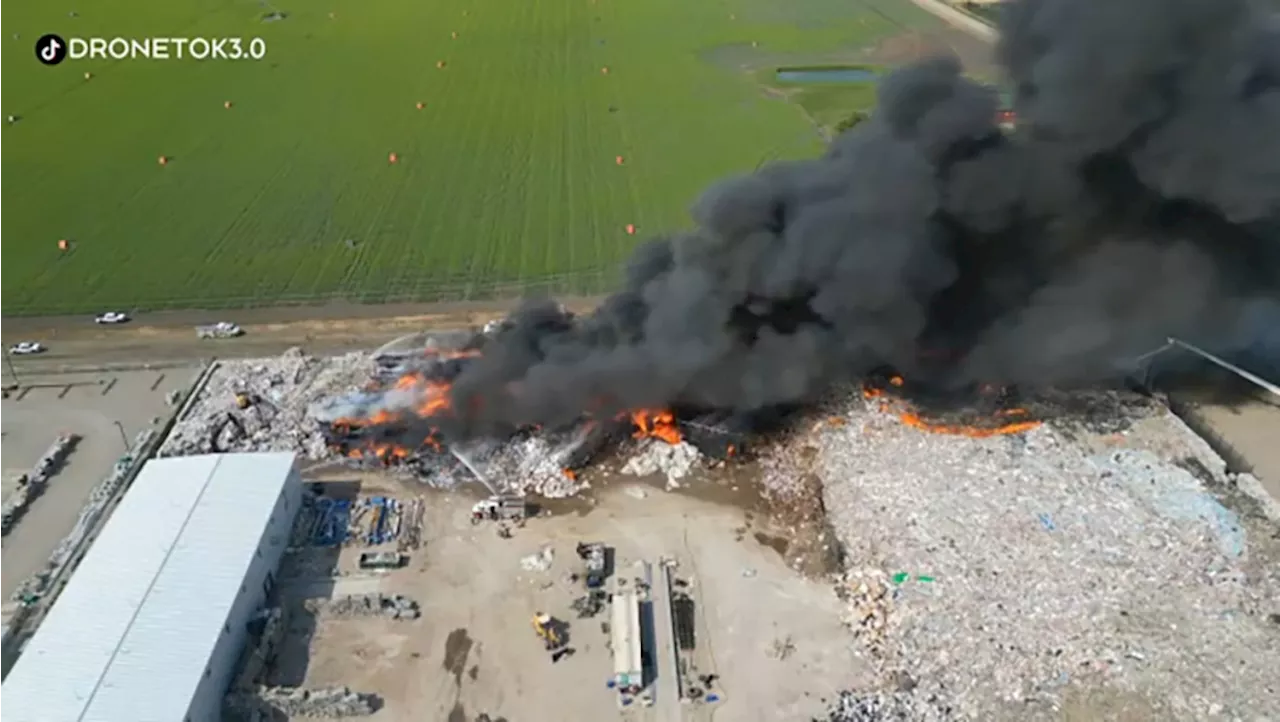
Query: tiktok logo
[[36, 34, 68, 65]]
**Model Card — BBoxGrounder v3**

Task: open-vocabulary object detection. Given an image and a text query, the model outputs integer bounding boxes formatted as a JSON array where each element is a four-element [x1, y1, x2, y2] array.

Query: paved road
[[909, 0, 998, 43], [2, 299, 602, 377]]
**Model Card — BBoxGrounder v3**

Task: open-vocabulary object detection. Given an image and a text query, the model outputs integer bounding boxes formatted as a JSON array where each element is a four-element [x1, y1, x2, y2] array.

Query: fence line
[[3, 268, 621, 318]]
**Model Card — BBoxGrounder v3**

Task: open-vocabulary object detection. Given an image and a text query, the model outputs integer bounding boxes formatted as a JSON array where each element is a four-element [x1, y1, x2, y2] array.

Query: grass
[[2, 0, 922, 315]]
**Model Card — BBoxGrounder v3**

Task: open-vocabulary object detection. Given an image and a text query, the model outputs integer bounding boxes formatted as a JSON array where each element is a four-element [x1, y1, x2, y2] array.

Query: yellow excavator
[[532, 612, 564, 650]]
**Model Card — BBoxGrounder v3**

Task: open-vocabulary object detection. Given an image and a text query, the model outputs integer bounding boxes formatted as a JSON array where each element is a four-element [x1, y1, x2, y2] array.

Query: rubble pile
[[252, 686, 379, 718], [816, 690, 955, 722], [520, 545, 555, 572], [621, 439, 700, 488], [474, 435, 588, 498], [306, 593, 420, 620], [158, 348, 371, 459]]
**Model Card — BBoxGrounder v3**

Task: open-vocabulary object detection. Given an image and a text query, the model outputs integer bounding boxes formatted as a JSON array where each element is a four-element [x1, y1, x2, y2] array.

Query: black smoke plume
[[428, 0, 1278, 439]]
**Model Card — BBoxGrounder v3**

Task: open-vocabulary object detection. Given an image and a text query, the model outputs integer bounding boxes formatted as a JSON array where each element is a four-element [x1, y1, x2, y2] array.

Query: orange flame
[[630, 409, 682, 445], [899, 412, 1041, 438], [862, 377, 1041, 438]]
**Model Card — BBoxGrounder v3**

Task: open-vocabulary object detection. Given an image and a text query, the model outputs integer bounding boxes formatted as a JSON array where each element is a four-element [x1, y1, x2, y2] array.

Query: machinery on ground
[[471, 495, 526, 524], [532, 612, 566, 651]]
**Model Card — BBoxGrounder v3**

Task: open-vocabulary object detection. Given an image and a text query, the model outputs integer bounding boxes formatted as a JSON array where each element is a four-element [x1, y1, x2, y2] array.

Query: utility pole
[[3, 352, 20, 389], [112, 421, 130, 452]]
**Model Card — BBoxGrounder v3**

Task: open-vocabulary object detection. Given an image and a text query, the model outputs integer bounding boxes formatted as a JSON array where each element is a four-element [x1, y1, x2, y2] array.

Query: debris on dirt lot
[[306, 593, 421, 621], [248, 685, 379, 718], [815, 689, 955, 722], [520, 545, 555, 572]]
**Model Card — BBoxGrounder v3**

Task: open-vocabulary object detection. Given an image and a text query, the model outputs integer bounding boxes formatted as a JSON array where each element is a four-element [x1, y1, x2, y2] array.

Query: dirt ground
[[270, 472, 862, 722], [1171, 389, 1280, 504], [0, 366, 201, 598]]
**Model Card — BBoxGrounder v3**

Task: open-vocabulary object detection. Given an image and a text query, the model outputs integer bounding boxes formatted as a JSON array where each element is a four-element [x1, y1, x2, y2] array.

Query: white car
[[94, 311, 130, 324], [8, 342, 45, 355], [196, 322, 244, 339]]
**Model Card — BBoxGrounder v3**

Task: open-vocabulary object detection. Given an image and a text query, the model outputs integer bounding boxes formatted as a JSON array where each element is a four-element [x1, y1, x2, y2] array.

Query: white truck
[[195, 322, 244, 339]]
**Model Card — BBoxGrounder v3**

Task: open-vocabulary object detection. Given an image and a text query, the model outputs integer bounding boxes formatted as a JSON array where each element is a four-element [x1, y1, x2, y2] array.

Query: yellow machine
[[532, 612, 563, 650], [234, 393, 252, 410]]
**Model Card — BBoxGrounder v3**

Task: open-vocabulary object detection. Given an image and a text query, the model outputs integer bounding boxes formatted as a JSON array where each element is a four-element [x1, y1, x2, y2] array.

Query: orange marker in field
[[158, 155, 169, 166], [416, 102, 425, 110], [58, 239, 70, 251], [625, 224, 636, 235], [224, 100, 233, 109], [615, 155, 624, 165], [389, 152, 399, 164], [601, 66, 609, 75], [437, 60, 447, 69]]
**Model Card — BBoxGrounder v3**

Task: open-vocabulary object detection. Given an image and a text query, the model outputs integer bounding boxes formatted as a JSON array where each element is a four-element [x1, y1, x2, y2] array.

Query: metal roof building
[[2, 452, 302, 722]]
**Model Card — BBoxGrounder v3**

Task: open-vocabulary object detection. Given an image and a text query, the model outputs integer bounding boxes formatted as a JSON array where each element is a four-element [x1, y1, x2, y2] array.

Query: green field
[[2, 0, 945, 315]]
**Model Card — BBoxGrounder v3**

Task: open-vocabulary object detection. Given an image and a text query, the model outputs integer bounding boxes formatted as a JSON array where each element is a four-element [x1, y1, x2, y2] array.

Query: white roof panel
[[2, 452, 296, 722]]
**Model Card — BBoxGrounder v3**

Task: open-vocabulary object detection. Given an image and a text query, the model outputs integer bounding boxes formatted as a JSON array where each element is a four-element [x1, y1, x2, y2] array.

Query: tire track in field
[[601, 4, 647, 260], [441, 0, 492, 297], [549, 0, 574, 282], [591, 2, 628, 292], [511, 0, 546, 293], [192, 141, 301, 291], [426, 0, 477, 294], [23, 58, 231, 305], [403, 5, 482, 297]]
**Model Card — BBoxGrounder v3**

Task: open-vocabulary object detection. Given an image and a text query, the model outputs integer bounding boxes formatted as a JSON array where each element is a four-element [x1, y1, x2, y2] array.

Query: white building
[[2, 452, 302, 722]]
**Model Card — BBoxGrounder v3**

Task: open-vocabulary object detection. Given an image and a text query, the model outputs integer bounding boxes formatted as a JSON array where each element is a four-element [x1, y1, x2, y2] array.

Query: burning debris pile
[[313, 328, 778, 496]]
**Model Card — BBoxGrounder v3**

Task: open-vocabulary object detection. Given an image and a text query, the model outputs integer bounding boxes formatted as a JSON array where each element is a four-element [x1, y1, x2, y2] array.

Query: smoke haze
[[428, 0, 1279, 438]]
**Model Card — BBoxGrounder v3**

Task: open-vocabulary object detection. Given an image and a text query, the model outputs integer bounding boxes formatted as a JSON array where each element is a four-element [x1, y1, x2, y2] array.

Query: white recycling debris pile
[[252, 686, 378, 718], [520, 545, 555, 572], [305, 593, 421, 621], [159, 347, 370, 460], [621, 438, 700, 488], [789, 389, 1280, 721], [461, 434, 588, 498]]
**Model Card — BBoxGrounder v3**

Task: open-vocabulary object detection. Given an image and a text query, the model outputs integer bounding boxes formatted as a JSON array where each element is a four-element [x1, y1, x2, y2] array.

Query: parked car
[[94, 311, 130, 324], [196, 322, 244, 339], [8, 341, 45, 355]]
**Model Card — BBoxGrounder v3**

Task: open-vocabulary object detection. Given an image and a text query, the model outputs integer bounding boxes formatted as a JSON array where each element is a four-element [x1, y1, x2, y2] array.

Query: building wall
[[183, 463, 302, 722]]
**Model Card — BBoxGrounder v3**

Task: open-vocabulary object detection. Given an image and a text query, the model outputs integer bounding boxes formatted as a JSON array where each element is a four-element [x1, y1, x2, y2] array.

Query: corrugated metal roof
[[2, 452, 296, 722]]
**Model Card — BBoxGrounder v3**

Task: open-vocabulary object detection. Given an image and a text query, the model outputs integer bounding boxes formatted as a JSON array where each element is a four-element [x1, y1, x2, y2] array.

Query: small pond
[[775, 67, 879, 84]]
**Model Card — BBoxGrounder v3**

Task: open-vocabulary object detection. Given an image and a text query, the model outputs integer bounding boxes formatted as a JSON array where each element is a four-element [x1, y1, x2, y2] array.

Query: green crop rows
[[2, 0, 920, 315]]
